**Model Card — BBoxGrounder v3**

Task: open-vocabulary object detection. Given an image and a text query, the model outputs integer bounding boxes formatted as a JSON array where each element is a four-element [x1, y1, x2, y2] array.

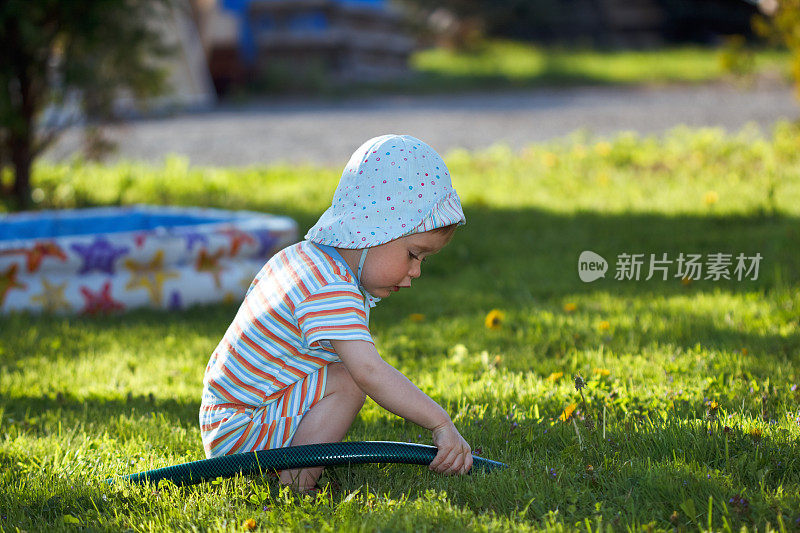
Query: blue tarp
[[221, 0, 387, 64]]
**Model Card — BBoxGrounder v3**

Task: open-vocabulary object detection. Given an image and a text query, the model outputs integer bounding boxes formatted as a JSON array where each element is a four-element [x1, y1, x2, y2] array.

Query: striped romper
[[199, 240, 373, 458]]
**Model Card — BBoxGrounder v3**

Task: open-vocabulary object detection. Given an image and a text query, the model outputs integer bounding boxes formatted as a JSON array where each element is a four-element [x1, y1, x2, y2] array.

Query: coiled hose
[[119, 441, 506, 486]]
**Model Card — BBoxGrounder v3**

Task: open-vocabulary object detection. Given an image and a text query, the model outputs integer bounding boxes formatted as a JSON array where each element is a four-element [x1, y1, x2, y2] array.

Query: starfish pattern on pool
[[30, 277, 71, 312], [0, 242, 67, 273], [0, 264, 27, 306], [252, 229, 279, 258], [124, 250, 179, 305], [219, 227, 256, 256], [168, 290, 183, 310], [71, 238, 130, 275], [195, 248, 226, 289], [80, 281, 125, 314], [0, 206, 298, 314], [181, 231, 209, 252]]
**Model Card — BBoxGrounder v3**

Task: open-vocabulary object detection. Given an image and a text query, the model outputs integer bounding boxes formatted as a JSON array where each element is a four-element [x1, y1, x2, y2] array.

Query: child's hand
[[429, 421, 473, 475]]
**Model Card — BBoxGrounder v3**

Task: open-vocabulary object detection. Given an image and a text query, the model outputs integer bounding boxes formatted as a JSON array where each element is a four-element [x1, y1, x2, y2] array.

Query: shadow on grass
[[0, 392, 200, 436], [340, 407, 800, 528], [333, 70, 628, 99], [436, 206, 799, 300], [2, 205, 798, 371], [379, 206, 800, 369], [2, 398, 799, 529], [269, 51, 738, 99]]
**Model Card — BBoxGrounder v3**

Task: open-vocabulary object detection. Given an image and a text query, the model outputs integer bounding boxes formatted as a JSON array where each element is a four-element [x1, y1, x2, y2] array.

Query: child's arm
[[330, 339, 473, 475]]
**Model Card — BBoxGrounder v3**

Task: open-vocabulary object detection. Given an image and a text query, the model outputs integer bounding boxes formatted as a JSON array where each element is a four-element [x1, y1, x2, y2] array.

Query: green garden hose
[[119, 441, 506, 486]]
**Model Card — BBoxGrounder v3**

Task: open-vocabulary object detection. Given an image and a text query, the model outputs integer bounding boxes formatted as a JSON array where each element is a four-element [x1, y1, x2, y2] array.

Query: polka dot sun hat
[[306, 134, 466, 248]]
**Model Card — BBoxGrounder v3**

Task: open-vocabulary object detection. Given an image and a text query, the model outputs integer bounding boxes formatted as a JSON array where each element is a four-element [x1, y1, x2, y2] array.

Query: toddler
[[200, 134, 472, 492]]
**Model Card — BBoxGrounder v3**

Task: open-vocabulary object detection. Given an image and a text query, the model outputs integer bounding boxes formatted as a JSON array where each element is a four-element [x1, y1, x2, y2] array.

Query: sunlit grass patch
[[409, 40, 791, 91], [2, 123, 800, 530]]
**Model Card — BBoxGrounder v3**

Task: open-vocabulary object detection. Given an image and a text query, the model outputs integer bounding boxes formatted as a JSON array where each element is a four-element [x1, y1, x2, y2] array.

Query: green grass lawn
[[2, 122, 800, 531], [396, 40, 791, 94], [248, 40, 791, 96]]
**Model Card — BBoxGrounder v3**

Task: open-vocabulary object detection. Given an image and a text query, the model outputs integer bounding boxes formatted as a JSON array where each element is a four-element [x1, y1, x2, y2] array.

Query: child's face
[[361, 229, 454, 298]]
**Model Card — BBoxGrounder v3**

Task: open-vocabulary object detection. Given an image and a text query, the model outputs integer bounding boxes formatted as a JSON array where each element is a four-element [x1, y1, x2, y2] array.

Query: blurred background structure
[[190, 0, 765, 96], [407, 0, 762, 49], [194, 0, 414, 95]]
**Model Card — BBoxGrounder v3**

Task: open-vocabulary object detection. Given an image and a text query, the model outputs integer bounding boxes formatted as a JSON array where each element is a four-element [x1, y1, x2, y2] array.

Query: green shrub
[[753, 0, 800, 99]]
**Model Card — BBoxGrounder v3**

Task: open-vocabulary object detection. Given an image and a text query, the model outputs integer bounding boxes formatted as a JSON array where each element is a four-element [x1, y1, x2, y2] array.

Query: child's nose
[[409, 262, 421, 279]]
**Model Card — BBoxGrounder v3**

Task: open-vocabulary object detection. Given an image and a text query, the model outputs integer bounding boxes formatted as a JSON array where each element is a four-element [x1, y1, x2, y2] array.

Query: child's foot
[[278, 467, 323, 495], [282, 482, 321, 496]]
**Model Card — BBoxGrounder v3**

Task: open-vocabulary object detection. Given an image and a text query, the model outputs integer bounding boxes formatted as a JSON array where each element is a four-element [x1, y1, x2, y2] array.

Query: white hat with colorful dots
[[306, 134, 466, 248]]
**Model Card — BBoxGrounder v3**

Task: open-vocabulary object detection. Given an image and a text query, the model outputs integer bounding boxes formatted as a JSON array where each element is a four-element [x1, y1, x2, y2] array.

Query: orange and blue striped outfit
[[199, 241, 373, 458]]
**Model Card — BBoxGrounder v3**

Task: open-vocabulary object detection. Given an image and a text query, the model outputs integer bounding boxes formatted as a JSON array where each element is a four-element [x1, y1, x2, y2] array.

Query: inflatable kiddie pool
[[0, 205, 297, 314]]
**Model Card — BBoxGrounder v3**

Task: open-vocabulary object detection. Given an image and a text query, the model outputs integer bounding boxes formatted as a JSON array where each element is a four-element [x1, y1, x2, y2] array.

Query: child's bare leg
[[279, 362, 366, 491]]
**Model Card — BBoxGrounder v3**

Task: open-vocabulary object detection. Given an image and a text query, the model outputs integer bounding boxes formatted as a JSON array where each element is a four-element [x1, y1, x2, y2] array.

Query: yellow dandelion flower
[[493, 355, 502, 365], [542, 152, 558, 168], [742, 348, 748, 356], [559, 402, 577, 422], [703, 190, 719, 206], [546, 371, 563, 382], [593, 368, 610, 377], [485, 309, 505, 329], [595, 141, 612, 156], [748, 427, 762, 440], [243, 518, 257, 531], [409, 313, 425, 322], [563, 303, 577, 313], [598, 320, 610, 331]]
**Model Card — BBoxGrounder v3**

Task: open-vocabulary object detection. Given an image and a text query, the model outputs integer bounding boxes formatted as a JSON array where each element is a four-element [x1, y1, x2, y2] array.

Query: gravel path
[[47, 81, 799, 167]]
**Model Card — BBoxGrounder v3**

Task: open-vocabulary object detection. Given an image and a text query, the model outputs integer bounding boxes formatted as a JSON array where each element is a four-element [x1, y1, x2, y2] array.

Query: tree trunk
[[8, 38, 37, 211], [10, 143, 32, 210]]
